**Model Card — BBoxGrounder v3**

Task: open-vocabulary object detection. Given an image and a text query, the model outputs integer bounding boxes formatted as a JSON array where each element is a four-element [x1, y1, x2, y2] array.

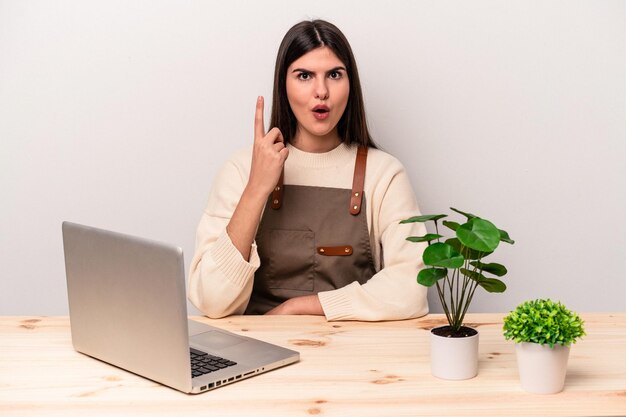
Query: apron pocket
[[267, 229, 315, 292]]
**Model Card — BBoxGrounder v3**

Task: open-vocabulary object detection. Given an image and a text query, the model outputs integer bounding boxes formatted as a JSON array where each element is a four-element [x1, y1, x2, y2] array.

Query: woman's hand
[[246, 96, 289, 198], [265, 295, 324, 316], [225, 97, 289, 262]]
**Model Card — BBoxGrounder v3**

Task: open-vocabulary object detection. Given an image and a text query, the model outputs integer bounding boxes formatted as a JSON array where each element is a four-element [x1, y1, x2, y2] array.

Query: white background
[[1, 0, 625, 315]]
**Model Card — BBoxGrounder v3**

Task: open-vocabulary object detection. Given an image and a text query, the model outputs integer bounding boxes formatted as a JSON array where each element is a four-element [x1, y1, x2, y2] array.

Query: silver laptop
[[62, 221, 299, 394]]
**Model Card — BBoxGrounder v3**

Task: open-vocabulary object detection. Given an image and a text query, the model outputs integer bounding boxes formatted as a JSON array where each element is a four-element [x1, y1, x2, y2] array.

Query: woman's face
[[286, 46, 350, 146]]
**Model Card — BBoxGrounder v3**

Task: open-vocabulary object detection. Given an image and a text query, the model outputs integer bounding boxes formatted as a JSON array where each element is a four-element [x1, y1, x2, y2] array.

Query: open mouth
[[312, 105, 330, 113], [312, 105, 330, 120]]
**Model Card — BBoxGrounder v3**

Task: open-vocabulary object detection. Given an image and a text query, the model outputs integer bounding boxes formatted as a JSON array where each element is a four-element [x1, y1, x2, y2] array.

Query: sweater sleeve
[[317, 158, 429, 321], [188, 155, 260, 318]]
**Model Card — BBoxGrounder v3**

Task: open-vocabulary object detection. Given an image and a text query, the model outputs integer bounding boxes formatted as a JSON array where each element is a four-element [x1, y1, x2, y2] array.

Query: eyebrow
[[291, 66, 347, 74]]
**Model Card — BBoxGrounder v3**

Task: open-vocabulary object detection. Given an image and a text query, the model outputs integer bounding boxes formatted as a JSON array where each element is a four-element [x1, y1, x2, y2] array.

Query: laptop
[[62, 221, 299, 394]]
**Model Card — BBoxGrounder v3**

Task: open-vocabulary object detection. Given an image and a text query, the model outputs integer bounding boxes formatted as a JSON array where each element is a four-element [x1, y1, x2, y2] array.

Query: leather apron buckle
[[317, 246, 353, 256]]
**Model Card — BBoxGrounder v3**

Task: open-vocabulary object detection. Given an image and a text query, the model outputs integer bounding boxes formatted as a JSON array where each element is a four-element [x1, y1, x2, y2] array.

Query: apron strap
[[271, 144, 369, 213], [349, 145, 368, 215], [271, 170, 284, 210]]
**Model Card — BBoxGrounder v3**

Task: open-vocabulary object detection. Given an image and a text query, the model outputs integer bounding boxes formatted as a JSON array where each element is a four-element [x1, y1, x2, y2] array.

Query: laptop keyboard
[[190, 347, 237, 378]]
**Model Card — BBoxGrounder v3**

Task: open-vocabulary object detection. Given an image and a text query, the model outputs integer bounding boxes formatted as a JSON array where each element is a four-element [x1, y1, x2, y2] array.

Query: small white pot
[[515, 342, 571, 394], [430, 326, 479, 380]]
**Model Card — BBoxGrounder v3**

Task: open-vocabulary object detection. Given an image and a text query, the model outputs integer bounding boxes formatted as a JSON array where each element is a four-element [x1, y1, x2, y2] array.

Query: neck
[[291, 128, 342, 153]]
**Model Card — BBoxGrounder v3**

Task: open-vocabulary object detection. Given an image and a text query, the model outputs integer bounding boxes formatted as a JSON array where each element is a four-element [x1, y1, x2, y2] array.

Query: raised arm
[[188, 96, 288, 318], [227, 96, 289, 260]]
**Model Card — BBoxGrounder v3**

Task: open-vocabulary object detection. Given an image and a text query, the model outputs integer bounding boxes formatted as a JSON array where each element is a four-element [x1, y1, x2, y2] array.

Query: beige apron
[[245, 146, 377, 315]]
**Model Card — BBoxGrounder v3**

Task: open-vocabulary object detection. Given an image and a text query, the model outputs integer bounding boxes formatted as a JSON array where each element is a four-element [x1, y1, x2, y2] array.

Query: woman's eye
[[329, 71, 342, 79], [298, 72, 311, 81]]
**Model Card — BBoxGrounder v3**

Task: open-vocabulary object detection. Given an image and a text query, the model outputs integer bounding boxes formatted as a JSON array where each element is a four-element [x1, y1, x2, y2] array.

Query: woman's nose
[[314, 80, 329, 100]]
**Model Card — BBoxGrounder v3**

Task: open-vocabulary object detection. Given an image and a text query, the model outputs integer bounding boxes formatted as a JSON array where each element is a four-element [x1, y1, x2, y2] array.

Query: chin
[[313, 131, 335, 139], [310, 124, 336, 137]]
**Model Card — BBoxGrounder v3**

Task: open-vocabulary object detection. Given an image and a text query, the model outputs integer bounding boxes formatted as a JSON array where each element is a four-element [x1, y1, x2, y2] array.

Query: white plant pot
[[515, 342, 571, 394], [430, 326, 479, 380]]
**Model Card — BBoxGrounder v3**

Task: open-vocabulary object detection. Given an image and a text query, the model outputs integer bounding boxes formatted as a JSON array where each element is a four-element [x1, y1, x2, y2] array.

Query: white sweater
[[188, 142, 429, 321]]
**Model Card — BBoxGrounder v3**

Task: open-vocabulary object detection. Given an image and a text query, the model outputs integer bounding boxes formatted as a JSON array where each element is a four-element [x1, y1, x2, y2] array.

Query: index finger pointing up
[[254, 96, 265, 141]]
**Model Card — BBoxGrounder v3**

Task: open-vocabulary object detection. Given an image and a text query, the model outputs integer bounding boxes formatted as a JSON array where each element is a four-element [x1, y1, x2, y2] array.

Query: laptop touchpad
[[190, 331, 246, 351]]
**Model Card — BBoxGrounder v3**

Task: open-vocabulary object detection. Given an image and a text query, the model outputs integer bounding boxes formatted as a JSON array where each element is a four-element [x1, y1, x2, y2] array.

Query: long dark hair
[[270, 20, 376, 148]]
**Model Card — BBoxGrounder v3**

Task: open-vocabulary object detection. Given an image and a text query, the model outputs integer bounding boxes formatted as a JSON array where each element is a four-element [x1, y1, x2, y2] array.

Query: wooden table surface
[[1, 313, 625, 416]]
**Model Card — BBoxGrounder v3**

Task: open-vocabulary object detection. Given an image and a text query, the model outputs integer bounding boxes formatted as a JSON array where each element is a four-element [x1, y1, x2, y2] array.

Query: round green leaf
[[423, 242, 464, 268], [460, 268, 484, 282], [477, 277, 507, 293], [450, 207, 478, 219], [442, 221, 460, 231], [446, 238, 492, 260], [400, 214, 447, 224], [417, 267, 447, 287], [460, 268, 507, 293], [406, 234, 443, 243], [469, 261, 508, 277], [456, 218, 501, 252], [499, 229, 515, 244]]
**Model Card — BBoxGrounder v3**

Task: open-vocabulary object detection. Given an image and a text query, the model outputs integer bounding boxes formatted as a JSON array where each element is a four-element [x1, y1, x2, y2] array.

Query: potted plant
[[401, 207, 514, 380], [503, 299, 585, 394]]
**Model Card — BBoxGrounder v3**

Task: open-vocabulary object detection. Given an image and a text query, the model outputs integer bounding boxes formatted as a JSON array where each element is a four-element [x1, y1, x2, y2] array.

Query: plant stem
[[459, 280, 479, 325], [459, 260, 475, 327], [451, 257, 466, 329], [458, 258, 482, 325], [436, 281, 452, 325], [456, 259, 464, 321], [449, 268, 456, 326]]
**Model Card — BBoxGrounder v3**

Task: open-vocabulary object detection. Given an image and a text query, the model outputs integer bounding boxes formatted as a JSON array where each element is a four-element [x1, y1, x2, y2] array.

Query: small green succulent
[[503, 299, 585, 348]]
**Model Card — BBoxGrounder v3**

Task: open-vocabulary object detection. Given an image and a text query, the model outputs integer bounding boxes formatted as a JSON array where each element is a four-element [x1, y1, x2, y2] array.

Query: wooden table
[[1, 314, 625, 416]]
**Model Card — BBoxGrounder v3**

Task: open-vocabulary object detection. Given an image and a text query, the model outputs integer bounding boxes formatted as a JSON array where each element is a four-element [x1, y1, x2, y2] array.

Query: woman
[[188, 20, 429, 321]]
